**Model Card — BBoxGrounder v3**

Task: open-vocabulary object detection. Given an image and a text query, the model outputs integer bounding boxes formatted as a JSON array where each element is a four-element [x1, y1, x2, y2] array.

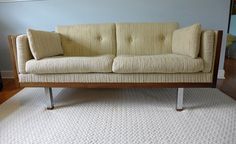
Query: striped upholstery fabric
[[56, 24, 116, 56], [200, 30, 215, 72], [116, 23, 179, 55], [19, 73, 213, 83], [26, 55, 115, 74], [112, 54, 204, 73], [172, 24, 202, 58], [16, 35, 33, 74], [27, 29, 63, 60]]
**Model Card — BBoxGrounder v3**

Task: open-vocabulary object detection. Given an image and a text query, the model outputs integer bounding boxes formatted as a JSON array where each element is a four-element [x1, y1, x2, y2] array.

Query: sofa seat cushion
[[26, 55, 115, 74], [112, 54, 204, 73]]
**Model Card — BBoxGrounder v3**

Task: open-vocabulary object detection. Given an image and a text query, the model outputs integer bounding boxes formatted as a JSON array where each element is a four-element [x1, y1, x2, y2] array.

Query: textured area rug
[[0, 88, 235, 144]]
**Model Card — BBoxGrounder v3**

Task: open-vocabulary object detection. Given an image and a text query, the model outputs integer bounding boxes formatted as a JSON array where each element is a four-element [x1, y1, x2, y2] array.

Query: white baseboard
[[0, 70, 226, 80], [1, 71, 14, 78], [217, 69, 225, 79]]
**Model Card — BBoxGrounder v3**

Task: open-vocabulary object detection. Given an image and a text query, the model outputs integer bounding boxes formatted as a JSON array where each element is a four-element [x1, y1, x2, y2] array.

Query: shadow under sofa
[[8, 23, 223, 111]]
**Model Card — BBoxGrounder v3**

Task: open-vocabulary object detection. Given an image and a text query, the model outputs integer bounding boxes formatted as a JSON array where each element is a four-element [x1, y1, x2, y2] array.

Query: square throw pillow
[[172, 24, 201, 58], [27, 29, 63, 60]]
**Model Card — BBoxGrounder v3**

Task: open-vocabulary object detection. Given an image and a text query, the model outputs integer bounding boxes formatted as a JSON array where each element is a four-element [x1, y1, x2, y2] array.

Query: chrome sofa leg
[[176, 88, 184, 111], [44, 87, 54, 110]]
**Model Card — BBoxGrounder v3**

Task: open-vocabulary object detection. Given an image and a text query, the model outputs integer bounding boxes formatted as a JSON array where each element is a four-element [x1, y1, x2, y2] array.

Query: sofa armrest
[[200, 30, 216, 72], [200, 30, 222, 88], [16, 35, 33, 74]]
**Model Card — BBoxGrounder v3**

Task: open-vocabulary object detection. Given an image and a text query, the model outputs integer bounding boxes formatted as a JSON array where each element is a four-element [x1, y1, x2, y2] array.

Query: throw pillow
[[172, 24, 201, 58], [27, 29, 63, 60]]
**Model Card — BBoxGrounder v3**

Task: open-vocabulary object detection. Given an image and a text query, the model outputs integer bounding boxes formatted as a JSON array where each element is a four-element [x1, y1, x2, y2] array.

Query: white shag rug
[[0, 88, 235, 144]]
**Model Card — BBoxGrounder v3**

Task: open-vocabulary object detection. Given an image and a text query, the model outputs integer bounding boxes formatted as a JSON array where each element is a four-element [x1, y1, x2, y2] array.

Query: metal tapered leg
[[44, 87, 54, 110], [176, 88, 184, 111]]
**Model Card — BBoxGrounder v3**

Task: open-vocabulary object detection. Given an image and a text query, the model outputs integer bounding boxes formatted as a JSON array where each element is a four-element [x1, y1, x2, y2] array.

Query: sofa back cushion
[[116, 23, 179, 55], [56, 24, 116, 56]]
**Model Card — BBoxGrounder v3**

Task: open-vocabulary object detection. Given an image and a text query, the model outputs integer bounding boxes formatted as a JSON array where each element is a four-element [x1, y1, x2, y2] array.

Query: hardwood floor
[[217, 58, 236, 100], [0, 79, 22, 104], [0, 58, 235, 104]]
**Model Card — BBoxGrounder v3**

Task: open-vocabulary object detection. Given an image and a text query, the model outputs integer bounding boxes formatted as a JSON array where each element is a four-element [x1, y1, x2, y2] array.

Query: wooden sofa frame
[[8, 31, 223, 111]]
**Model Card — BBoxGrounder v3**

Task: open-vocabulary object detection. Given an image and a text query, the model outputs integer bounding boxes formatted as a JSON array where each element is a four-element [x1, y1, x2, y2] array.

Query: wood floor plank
[[0, 79, 22, 104], [217, 58, 236, 100]]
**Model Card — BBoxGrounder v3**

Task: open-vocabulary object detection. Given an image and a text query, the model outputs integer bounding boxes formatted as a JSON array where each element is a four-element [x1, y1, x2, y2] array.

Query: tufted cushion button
[[67, 37, 72, 42], [159, 35, 165, 41], [128, 36, 133, 43], [97, 35, 103, 41]]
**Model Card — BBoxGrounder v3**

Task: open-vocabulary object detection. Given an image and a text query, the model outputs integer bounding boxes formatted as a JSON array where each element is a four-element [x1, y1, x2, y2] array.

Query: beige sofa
[[8, 23, 223, 111]]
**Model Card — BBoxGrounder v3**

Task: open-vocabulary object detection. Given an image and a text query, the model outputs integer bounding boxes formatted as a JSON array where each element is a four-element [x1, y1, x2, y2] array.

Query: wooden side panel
[[8, 35, 20, 88], [20, 82, 213, 88], [212, 31, 223, 88]]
